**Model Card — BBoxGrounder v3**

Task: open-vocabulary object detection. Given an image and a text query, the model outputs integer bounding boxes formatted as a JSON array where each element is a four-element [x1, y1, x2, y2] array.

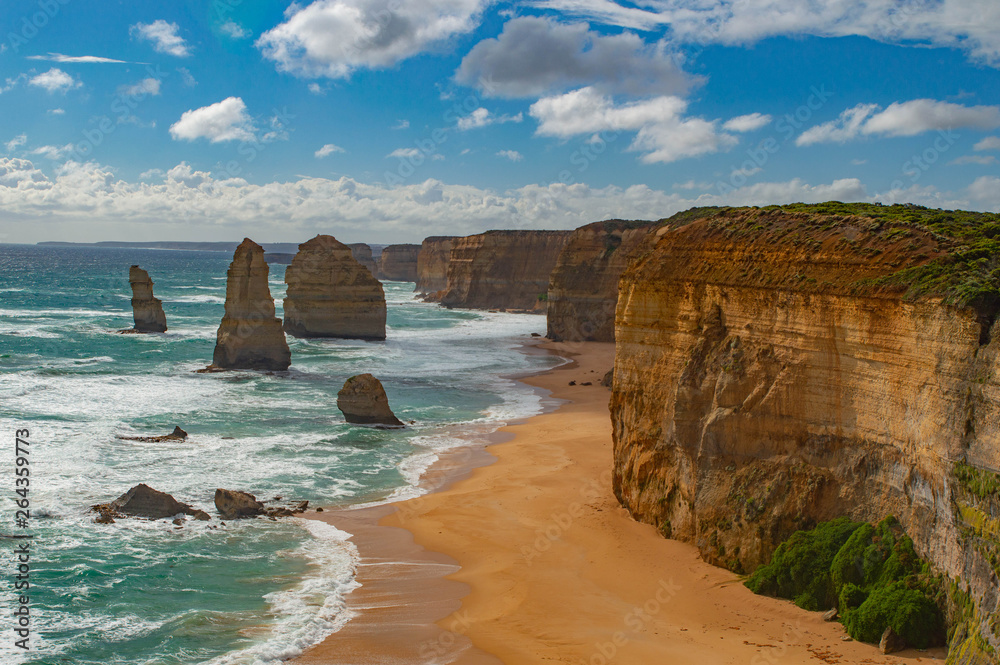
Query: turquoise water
[[0, 245, 558, 665]]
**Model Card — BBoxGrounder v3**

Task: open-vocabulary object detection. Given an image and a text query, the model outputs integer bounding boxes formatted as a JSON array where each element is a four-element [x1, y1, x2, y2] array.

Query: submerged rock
[[337, 373, 404, 427], [128, 265, 167, 333], [116, 426, 187, 442], [209, 238, 291, 371], [283, 235, 387, 340], [93, 484, 210, 521]]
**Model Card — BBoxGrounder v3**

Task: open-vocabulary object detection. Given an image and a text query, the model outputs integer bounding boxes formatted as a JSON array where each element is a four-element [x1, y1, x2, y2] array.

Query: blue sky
[[1, 0, 999, 244]]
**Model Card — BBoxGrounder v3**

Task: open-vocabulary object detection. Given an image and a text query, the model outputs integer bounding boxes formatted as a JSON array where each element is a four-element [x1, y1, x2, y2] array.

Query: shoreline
[[294, 341, 946, 664]]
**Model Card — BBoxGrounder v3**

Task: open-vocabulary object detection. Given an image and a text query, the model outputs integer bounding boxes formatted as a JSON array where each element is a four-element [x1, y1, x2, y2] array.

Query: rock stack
[[283, 235, 387, 340], [416, 236, 456, 296], [378, 244, 420, 281], [348, 243, 379, 278], [129, 266, 167, 332], [337, 374, 404, 427], [209, 238, 291, 371]]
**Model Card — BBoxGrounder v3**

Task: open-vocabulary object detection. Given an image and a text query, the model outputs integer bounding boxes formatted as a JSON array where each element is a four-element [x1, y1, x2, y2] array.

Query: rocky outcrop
[[93, 484, 210, 522], [546, 220, 658, 342], [378, 244, 420, 282], [282, 235, 387, 340], [348, 243, 379, 278], [214, 489, 264, 519], [337, 373, 404, 427], [440, 230, 572, 312], [416, 236, 457, 296], [209, 239, 291, 371], [610, 204, 1000, 662], [116, 426, 187, 442], [128, 266, 167, 332]]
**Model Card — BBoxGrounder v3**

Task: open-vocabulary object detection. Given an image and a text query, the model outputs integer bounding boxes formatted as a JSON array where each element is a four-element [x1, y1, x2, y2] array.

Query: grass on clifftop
[[661, 202, 1000, 315], [745, 516, 945, 648]]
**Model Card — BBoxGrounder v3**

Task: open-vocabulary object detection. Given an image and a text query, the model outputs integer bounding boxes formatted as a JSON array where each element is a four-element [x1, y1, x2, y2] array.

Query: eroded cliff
[[546, 220, 658, 342], [440, 230, 572, 312], [611, 204, 1000, 662], [283, 234, 387, 340], [378, 244, 420, 282], [416, 236, 456, 297]]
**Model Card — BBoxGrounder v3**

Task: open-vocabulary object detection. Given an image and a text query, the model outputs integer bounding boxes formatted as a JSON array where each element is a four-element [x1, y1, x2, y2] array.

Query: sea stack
[[283, 235, 387, 340], [129, 266, 167, 332], [416, 236, 456, 297], [378, 244, 420, 281], [348, 243, 379, 278], [337, 374, 404, 427], [210, 238, 291, 371]]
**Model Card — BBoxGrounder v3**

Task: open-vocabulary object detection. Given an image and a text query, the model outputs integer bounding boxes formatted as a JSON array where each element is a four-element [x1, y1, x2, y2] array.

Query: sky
[[0, 0, 999, 244]]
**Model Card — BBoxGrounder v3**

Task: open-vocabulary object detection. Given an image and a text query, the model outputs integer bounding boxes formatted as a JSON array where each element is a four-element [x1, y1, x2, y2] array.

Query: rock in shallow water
[[128, 265, 167, 333], [94, 484, 210, 521], [337, 373, 404, 427], [214, 488, 264, 519]]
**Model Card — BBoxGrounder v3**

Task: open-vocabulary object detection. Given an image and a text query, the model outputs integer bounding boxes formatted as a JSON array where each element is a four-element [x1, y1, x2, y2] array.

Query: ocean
[[0, 244, 559, 665]]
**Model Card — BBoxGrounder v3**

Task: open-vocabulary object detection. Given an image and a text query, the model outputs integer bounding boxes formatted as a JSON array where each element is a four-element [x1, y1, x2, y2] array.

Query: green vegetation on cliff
[[746, 516, 945, 649]]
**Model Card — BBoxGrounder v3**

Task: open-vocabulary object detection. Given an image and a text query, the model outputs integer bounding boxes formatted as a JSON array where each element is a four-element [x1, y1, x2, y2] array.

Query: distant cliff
[[440, 230, 572, 312], [378, 244, 420, 282], [348, 243, 379, 278], [610, 203, 1000, 663], [546, 220, 658, 342], [416, 236, 456, 297]]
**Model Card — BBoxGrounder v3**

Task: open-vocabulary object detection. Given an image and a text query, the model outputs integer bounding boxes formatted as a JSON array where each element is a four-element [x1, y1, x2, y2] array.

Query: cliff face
[[546, 221, 657, 342], [211, 238, 291, 371], [416, 236, 456, 296], [348, 243, 379, 278], [128, 265, 167, 332], [610, 205, 1000, 662], [440, 230, 572, 312], [283, 235, 387, 340], [378, 244, 420, 282]]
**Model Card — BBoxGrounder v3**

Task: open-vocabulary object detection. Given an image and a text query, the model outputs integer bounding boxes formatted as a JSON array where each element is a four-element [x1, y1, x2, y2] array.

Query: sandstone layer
[[210, 238, 291, 371], [546, 220, 658, 342], [128, 265, 167, 332], [415, 236, 456, 296], [337, 373, 404, 427], [283, 235, 387, 340], [610, 204, 1000, 663], [378, 244, 420, 282], [348, 243, 379, 278], [440, 230, 572, 312]]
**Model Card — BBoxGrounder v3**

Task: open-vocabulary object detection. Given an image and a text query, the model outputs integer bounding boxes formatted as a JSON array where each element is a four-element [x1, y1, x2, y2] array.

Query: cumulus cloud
[[119, 78, 161, 97], [131, 20, 190, 57], [797, 99, 1000, 145], [969, 176, 1000, 210], [27, 53, 128, 63], [30, 144, 75, 160], [722, 113, 772, 132], [315, 143, 345, 158], [975, 136, 1000, 151], [169, 97, 256, 143], [257, 0, 488, 78], [388, 148, 421, 159], [496, 149, 523, 162], [530, 0, 1000, 66], [456, 16, 696, 97], [457, 107, 523, 130], [530, 86, 740, 163], [220, 21, 249, 39], [0, 157, 898, 242], [5, 134, 27, 153], [28, 68, 81, 94]]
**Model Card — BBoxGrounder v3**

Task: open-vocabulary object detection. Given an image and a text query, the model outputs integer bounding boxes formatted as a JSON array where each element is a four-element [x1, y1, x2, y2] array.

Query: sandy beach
[[295, 341, 946, 665]]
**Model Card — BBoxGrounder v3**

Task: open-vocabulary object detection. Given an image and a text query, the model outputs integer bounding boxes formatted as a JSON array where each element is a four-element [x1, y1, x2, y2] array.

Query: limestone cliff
[[440, 230, 572, 312], [129, 265, 167, 332], [416, 236, 456, 297], [610, 203, 1000, 663], [283, 235, 387, 340], [210, 238, 291, 371], [546, 221, 658, 342], [378, 244, 420, 282], [348, 243, 379, 278]]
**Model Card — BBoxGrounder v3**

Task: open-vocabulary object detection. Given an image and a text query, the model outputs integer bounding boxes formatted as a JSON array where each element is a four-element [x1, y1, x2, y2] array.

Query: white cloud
[[47, 108, 66, 115], [457, 107, 523, 130], [177, 67, 197, 87], [30, 144, 74, 160], [851, 158, 867, 165], [169, 97, 256, 143], [139, 168, 165, 180], [529, 0, 1000, 66], [731, 164, 762, 178], [315, 143, 345, 158], [0, 157, 896, 242], [392, 119, 410, 130], [798, 100, 1000, 145], [119, 78, 161, 97], [257, 0, 488, 78], [496, 149, 523, 162], [27, 53, 129, 64], [307, 82, 325, 95], [5, 134, 27, 153], [975, 136, 1000, 151], [131, 20, 190, 57], [722, 113, 772, 133], [388, 148, 421, 159], [220, 21, 249, 39], [28, 68, 81, 94], [530, 86, 737, 163], [969, 176, 1000, 210], [456, 16, 696, 97], [950, 155, 997, 166]]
